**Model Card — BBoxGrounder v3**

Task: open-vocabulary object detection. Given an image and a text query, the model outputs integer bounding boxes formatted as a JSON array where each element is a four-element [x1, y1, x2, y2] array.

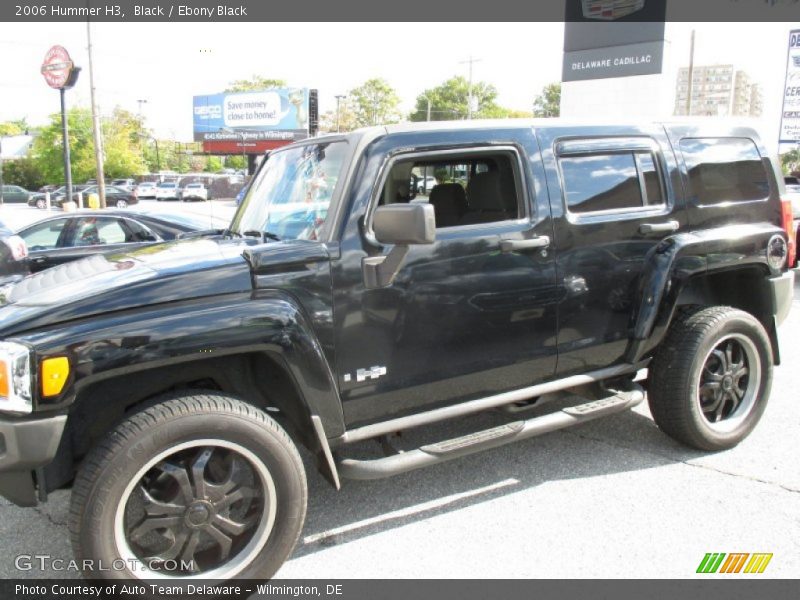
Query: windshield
[[231, 140, 348, 241]]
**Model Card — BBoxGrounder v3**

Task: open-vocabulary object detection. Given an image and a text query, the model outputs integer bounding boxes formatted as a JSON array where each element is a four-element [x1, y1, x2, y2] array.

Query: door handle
[[639, 220, 679, 234], [500, 236, 551, 253]]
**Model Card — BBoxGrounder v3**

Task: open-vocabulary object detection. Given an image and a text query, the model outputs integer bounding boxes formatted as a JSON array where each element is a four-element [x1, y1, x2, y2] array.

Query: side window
[[378, 152, 522, 229], [124, 219, 159, 242], [19, 219, 68, 250], [559, 149, 664, 214], [69, 217, 127, 247], [679, 137, 769, 203]]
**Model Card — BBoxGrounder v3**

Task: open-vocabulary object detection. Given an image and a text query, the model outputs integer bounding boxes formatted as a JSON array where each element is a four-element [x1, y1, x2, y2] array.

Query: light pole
[[459, 55, 482, 120], [137, 133, 161, 171], [87, 19, 106, 208], [136, 99, 149, 169], [334, 94, 346, 132]]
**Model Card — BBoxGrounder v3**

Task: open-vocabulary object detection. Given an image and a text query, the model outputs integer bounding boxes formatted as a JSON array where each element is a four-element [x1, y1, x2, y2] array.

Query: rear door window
[[20, 219, 68, 250], [558, 148, 665, 214], [69, 217, 128, 246], [679, 137, 769, 203]]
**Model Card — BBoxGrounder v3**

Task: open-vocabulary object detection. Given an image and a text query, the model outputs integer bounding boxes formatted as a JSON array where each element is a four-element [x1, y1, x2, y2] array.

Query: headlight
[[0, 341, 32, 414]]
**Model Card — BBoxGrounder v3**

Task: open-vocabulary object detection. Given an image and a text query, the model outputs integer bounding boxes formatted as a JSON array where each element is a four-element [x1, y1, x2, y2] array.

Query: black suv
[[0, 121, 793, 581]]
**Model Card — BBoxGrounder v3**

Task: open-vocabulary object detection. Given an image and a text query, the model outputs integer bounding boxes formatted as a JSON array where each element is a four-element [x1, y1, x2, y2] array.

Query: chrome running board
[[336, 385, 644, 481]]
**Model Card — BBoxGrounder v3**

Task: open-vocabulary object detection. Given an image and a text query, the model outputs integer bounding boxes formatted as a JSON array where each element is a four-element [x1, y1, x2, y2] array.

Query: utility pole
[[459, 55, 482, 119], [87, 18, 106, 208], [426, 96, 431, 121], [334, 94, 346, 132], [686, 29, 696, 116]]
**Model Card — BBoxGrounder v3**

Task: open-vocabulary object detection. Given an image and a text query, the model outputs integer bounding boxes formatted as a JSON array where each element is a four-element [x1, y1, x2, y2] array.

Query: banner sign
[[779, 29, 800, 144], [563, 40, 664, 82], [193, 88, 310, 142]]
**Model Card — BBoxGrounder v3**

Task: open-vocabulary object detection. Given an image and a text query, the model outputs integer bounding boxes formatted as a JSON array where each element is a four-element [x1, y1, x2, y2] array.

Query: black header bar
[[1, 0, 799, 22]]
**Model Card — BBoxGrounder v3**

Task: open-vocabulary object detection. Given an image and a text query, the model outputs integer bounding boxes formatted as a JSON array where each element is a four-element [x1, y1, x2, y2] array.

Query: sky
[[0, 22, 795, 152]]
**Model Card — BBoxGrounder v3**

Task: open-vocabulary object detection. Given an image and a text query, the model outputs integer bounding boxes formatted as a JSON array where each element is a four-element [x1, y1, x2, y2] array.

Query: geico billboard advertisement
[[193, 88, 310, 142]]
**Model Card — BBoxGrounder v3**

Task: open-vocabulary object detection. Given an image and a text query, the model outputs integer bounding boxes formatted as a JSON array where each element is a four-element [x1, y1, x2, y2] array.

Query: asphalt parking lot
[[0, 202, 797, 579]]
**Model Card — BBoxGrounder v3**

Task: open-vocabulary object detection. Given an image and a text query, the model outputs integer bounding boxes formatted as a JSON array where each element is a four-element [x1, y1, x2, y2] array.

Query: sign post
[[41, 45, 80, 208]]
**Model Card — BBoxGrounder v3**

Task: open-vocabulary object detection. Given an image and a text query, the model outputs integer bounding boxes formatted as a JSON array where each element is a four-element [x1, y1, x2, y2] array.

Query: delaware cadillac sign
[[40, 45, 77, 89], [563, 41, 663, 81], [562, 0, 665, 82]]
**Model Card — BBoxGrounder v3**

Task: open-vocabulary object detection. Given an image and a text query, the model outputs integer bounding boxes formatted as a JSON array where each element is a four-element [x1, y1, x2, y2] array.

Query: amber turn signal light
[[41, 357, 69, 397]]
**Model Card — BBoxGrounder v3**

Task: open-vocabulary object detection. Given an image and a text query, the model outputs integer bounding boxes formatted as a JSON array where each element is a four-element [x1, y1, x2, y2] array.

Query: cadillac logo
[[582, 0, 646, 20]]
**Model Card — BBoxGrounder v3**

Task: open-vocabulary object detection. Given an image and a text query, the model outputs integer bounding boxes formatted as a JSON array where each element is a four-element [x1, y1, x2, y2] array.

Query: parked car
[[784, 175, 800, 193], [10, 210, 228, 274], [50, 185, 137, 209], [0, 185, 33, 204], [110, 178, 136, 191], [413, 174, 437, 194], [155, 181, 180, 201], [135, 181, 157, 198], [28, 185, 89, 209], [0, 218, 29, 285], [0, 121, 792, 584], [179, 182, 209, 201]]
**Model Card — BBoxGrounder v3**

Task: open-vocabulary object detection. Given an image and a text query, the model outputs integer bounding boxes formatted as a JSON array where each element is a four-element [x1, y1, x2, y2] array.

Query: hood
[[0, 238, 254, 335]]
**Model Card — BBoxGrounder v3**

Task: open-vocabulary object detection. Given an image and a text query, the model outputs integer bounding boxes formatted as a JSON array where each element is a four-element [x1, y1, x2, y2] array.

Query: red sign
[[40, 45, 74, 89], [202, 139, 292, 155]]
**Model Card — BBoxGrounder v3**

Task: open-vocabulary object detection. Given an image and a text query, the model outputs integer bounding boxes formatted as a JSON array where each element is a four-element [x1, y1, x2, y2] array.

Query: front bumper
[[0, 414, 66, 506], [770, 270, 795, 326]]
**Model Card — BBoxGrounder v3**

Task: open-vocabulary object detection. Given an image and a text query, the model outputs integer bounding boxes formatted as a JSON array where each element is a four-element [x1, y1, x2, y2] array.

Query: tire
[[69, 392, 307, 581], [35, 199, 46, 209], [115, 199, 128, 208], [648, 306, 773, 451]]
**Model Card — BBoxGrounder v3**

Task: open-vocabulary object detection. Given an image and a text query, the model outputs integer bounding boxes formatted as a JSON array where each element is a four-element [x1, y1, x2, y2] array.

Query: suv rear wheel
[[649, 306, 773, 451], [69, 393, 307, 580]]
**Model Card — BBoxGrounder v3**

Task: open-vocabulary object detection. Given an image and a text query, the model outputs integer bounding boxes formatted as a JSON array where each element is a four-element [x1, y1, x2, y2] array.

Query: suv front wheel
[[69, 393, 307, 581], [649, 306, 773, 451]]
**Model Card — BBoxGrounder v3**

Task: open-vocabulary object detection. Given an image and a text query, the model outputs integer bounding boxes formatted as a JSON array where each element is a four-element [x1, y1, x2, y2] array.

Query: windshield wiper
[[242, 230, 282, 243]]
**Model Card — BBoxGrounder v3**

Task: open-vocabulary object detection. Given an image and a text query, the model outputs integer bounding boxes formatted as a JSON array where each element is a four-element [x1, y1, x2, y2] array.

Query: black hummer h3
[[0, 121, 794, 580]]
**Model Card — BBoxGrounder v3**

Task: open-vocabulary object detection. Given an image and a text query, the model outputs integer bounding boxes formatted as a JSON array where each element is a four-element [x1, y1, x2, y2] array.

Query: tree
[[0, 119, 30, 136], [3, 157, 45, 190], [101, 107, 146, 178], [533, 83, 561, 118], [225, 77, 287, 92], [319, 101, 358, 133], [31, 107, 97, 184], [348, 78, 402, 127], [410, 76, 503, 122], [31, 106, 147, 183], [205, 156, 224, 172], [780, 147, 800, 175]]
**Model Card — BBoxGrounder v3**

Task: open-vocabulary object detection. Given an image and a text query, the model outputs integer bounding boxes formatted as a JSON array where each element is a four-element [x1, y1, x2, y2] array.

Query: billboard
[[193, 88, 311, 143], [779, 29, 800, 144], [562, 0, 666, 82]]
